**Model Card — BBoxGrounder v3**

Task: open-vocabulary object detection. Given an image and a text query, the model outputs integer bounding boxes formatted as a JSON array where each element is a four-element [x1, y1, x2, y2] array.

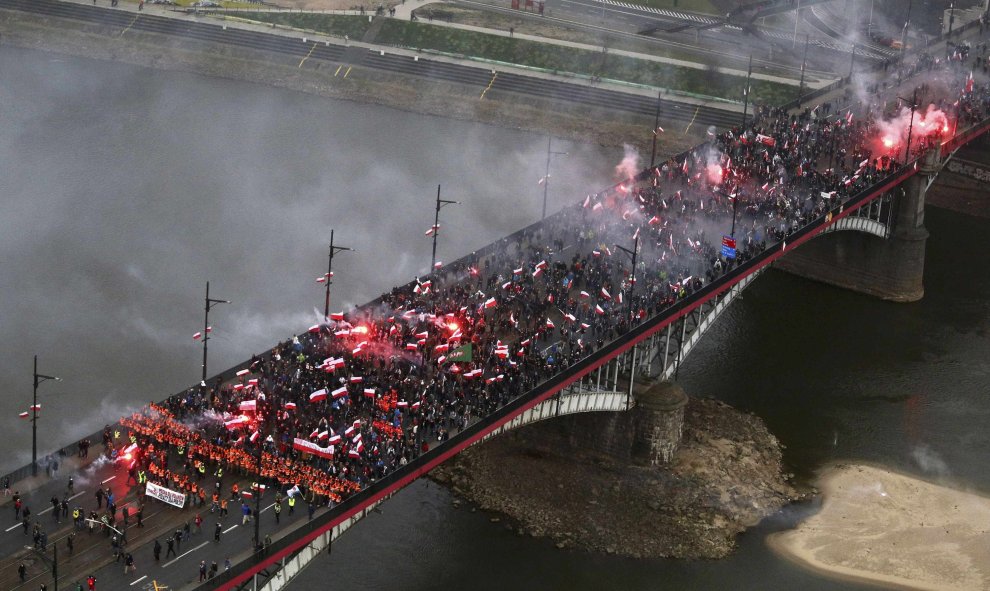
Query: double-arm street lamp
[[202, 281, 230, 383], [323, 229, 353, 321], [614, 234, 640, 326], [430, 184, 459, 270], [32, 355, 61, 477]]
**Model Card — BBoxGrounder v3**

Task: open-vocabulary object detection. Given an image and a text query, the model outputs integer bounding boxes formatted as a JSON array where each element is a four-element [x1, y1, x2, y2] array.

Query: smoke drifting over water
[[0, 48, 619, 473]]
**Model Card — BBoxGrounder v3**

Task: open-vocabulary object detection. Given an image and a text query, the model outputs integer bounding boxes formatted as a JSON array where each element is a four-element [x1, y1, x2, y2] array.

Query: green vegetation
[[229, 13, 794, 104], [376, 20, 791, 103], [232, 12, 373, 39]]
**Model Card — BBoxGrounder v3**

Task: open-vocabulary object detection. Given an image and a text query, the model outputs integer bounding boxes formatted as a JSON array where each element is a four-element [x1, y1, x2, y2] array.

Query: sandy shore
[[769, 464, 990, 591]]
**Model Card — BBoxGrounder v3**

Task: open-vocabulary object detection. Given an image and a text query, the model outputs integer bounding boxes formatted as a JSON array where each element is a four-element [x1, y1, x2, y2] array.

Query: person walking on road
[[199, 559, 207, 582], [153, 539, 161, 562], [86, 574, 96, 590], [165, 535, 176, 558], [241, 502, 251, 525], [274, 499, 281, 524], [214, 521, 222, 543], [17, 562, 26, 582]]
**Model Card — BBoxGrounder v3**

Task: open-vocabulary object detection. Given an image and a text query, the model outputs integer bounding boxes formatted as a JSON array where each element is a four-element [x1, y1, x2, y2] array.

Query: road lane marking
[[163, 541, 209, 568], [684, 105, 700, 134], [6, 522, 22, 532], [102, 475, 117, 484], [119, 14, 139, 37], [334, 65, 342, 76], [260, 503, 275, 514], [223, 524, 239, 534], [130, 575, 147, 586], [344, 66, 352, 78]]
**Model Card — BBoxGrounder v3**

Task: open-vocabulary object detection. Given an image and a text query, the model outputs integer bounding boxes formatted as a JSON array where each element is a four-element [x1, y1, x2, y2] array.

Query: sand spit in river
[[769, 464, 990, 591]]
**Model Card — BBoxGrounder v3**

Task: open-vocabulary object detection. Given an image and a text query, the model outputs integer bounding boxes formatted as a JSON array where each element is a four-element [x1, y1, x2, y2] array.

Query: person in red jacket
[[87, 574, 96, 590]]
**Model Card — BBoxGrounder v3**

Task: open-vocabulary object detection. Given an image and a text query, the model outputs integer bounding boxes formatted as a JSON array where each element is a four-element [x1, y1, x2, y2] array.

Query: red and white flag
[[363, 388, 376, 398], [239, 400, 257, 412], [330, 312, 345, 321], [425, 225, 439, 236], [193, 332, 202, 340], [18, 412, 29, 419], [284, 402, 297, 410], [236, 369, 250, 377], [484, 297, 497, 309], [310, 389, 329, 402], [331, 386, 348, 399], [293, 438, 334, 459], [595, 304, 605, 315]]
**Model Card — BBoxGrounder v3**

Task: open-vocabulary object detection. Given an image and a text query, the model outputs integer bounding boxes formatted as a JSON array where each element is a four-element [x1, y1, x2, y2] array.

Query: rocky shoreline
[[431, 397, 802, 559]]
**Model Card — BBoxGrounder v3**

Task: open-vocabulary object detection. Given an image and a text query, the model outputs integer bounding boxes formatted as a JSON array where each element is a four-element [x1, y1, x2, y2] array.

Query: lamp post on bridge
[[898, 90, 919, 162], [322, 229, 352, 321], [650, 92, 663, 168], [614, 233, 640, 327], [31, 355, 61, 477], [252, 396, 274, 553], [797, 34, 810, 107], [430, 184, 459, 270], [740, 54, 752, 129], [542, 136, 568, 219], [201, 282, 230, 383]]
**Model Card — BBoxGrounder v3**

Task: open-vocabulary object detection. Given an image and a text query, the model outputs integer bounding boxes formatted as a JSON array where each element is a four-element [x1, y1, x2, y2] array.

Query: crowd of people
[[110, 45, 990, 516]]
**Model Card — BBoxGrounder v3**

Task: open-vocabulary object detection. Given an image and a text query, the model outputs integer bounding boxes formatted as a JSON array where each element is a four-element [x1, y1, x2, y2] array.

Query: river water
[[1, 47, 988, 590]]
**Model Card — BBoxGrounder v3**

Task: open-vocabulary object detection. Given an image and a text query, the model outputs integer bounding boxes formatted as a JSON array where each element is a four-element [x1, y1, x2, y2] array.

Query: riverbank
[[431, 397, 801, 559], [769, 463, 990, 591], [0, 8, 700, 158]]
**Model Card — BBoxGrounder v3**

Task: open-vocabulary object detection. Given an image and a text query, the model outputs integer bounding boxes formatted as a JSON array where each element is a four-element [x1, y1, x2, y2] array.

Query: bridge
[[1, 6, 989, 591]]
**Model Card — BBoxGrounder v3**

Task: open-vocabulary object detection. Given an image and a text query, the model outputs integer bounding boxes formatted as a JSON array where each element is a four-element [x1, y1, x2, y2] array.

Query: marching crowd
[[109, 44, 990, 522]]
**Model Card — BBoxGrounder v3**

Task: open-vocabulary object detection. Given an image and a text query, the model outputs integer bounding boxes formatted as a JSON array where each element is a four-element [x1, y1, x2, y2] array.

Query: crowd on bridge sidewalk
[[105, 33, 990, 525]]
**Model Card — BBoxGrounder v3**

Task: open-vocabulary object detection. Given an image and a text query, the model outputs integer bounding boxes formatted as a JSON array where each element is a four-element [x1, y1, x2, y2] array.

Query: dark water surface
[[2, 47, 988, 591]]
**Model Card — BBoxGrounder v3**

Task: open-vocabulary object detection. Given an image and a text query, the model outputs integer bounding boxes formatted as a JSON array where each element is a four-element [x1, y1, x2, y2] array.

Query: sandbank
[[769, 463, 990, 591]]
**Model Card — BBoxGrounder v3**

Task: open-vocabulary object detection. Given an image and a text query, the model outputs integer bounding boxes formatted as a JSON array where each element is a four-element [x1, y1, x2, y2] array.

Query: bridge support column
[[775, 149, 937, 302], [631, 380, 688, 465]]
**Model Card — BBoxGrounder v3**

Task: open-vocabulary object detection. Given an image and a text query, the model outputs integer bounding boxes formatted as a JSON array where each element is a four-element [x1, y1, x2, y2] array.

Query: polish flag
[[545, 318, 555, 329], [284, 402, 297, 410], [397, 400, 409, 408], [582, 195, 591, 208], [330, 312, 345, 321], [233, 384, 245, 391], [580, 323, 590, 330], [495, 348, 509, 359], [648, 216, 660, 225], [434, 261, 443, 269], [18, 412, 29, 418], [412, 401, 422, 410], [293, 438, 334, 459], [520, 338, 531, 347], [328, 434, 341, 445], [363, 388, 376, 398], [415, 331, 429, 339], [349, 376, 364, 383], [308, 325, 321, 333], [435, 344, 449, 353], [536, 260, 548, 270], [239, 400, 257, 412], [236, 369, 250, 377], [437, 355, 447, 364], [579, 291, 590, 299], [318, 430, 329, 440], [316, 276, 326, 283], [249, 431, 260, 443], [564, 313, 576, 323], [595, 304, 605, 315], [248, 378, 258, 385], [193, 332, 202, 340], [756, 133, 775, 147], [600, 288, 611, 300], [484, 297, 497, 309], [592, 250, 601, 257], [425, 224, 440, 236], [592, 203, 603, 212], [502, 281, 512, 290], [405, 343, 418, 351], [30, 404, 42, 411], [331, 387, 348, 399], [241, 491, 253, 500], [310, 389, 328, 402]]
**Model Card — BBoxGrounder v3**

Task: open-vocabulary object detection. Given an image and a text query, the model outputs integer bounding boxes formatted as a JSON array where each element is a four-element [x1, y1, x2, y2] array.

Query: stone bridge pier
[[774, 147, 939, 302], [515, 380, 689, 466]]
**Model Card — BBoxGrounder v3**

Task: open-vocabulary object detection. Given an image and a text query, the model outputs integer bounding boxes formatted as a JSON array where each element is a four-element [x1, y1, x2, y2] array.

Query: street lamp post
[[650, 92, 663, 168], [948, 1, 955, 37], [431, 184, 459, 270], [899, 89, 919, 162], [32, 355, 61, 477], [797, 34, 809, 106], [323, 230, 353, 320], [614, 234, 640, 326], [202, 282, 230, 383], [741, 54, 753, 128], [542, 137, 568, 219]]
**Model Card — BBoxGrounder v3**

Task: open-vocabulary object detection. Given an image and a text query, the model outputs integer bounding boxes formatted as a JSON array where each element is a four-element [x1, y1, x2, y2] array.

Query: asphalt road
[[0, 0, 743, 130]]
